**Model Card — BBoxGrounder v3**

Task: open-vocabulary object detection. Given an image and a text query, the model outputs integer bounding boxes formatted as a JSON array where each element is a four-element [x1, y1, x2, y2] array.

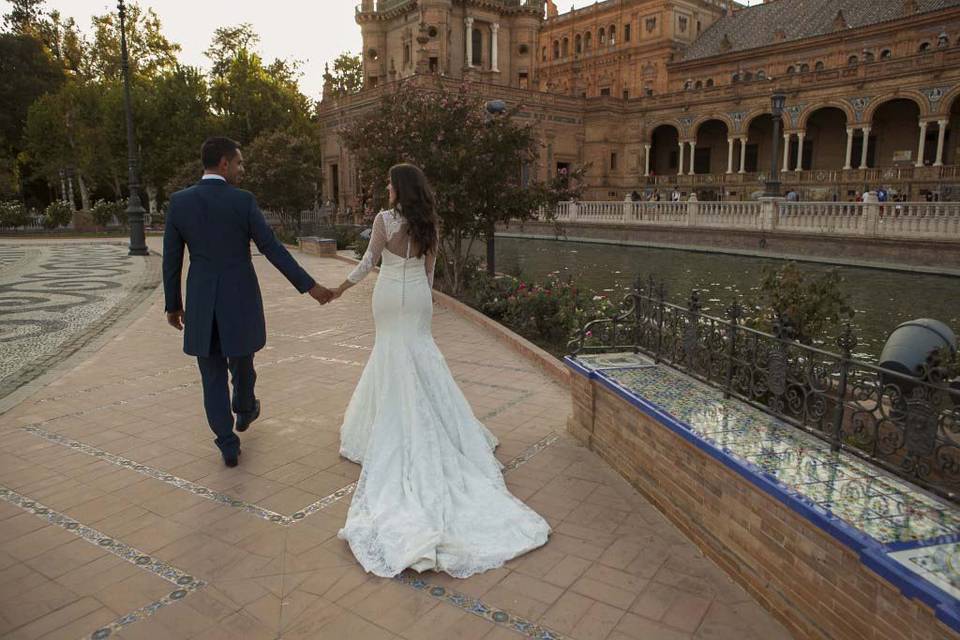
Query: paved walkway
[[0, 239, 791, 640]]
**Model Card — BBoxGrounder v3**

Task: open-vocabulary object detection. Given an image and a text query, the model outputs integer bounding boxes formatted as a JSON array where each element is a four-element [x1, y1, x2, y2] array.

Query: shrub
[[90, 199, 125, 227], [0, 200, 32, 228], [42, 201, 72, 229]]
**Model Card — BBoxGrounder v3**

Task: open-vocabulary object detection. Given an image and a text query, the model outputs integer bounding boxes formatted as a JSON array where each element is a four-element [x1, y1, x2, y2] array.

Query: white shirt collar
[[201, 173, 226, 182]]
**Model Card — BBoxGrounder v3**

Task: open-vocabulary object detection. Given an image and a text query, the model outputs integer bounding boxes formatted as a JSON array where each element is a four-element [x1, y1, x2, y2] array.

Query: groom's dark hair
[[201, 137, 241, 169]]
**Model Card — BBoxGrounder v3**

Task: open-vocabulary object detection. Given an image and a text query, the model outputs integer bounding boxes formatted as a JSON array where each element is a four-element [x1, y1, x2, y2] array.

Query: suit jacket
[[162, 179, 316, 357]]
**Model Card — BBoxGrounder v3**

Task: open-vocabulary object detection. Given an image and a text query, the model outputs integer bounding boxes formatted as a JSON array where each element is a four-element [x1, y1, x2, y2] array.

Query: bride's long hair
[[389, 163, 438, 258]]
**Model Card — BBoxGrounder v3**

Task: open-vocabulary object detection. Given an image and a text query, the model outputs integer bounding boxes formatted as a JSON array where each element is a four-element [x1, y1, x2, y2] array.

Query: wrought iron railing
[[569, 276, 960, 502]]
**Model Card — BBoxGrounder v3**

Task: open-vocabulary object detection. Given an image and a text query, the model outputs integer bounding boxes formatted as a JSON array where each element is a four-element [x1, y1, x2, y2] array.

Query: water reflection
[[487, 238, 960, 361]]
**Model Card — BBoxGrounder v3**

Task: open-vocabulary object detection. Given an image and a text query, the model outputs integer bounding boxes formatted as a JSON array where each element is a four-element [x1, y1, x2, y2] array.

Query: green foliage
[[323, 53, 363, 98], [204, 23, 260, 78], [42, 200, 71, 228], [0, 33, 65, 154], [315, 224, 361, 250], [244, 128, 322, 234], [89, 198, 124, 226], [354, 234, 370, 261], [340, 79, 580, 295], [743, 262, 854, 345], [88, 4, 181, 81], [0, 200, 32, 227]]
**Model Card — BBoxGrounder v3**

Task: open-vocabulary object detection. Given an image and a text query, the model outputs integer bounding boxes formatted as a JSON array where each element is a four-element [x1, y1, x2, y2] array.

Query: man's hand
[[309, 284, 334, 305], [166, 310, 184, 331]]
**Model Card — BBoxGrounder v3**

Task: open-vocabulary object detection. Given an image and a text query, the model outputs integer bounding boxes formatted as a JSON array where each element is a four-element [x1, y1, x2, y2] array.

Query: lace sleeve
[[424, 228, 439, 288], [348, 213, 386, 283]]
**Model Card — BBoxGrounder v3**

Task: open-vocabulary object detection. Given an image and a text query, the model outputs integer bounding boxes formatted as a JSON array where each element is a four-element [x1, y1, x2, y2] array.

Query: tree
[[243, 127, 323, 235], [323, 53, 363, 99], [205, 23, 260, 78], [88, 3, 180, 81], [340, 79, 577, 294]]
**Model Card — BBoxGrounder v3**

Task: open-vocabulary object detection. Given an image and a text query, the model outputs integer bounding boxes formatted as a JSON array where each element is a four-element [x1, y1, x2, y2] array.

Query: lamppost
[[118, 0, 148, 256], [764, 90, 787, 198], [484, 99, 507, 276]]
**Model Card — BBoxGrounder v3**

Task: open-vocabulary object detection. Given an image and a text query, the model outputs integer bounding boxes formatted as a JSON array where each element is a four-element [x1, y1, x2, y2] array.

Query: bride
[[326, 163, 550, 578]]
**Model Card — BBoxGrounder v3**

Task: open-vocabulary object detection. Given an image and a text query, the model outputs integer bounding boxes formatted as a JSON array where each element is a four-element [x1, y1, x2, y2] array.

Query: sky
[[17, 0, 760, 100]]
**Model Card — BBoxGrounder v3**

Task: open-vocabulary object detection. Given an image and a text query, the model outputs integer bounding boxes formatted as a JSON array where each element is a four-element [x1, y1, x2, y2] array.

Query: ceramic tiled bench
[[566, 352, 960, 640]]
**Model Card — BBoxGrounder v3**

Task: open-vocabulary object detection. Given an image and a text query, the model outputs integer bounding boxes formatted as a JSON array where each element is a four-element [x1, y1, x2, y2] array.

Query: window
[[847, 55, 858, 65], [678, 16, 688, 33], [706, 79, 714, 87], [599, 27, 606, 45], [542, 46, 547, 61], [919, 41, 931, 53], [609, 25, 616, 45], [472, 28, 482, 65], [684, 80, 692, 90], [786, 65, 795, 74], [938, 33, 950, 47], [610, 152, 618, 170], [575, 34, 582, 54], [518, 44, 529, 55], [695, 80, 703, 89], [600, 87, 611, 96], [624, 23, 632, 42], [756, 70, 766, 80], [731, 72, 740, 83], [585, 32, 592, 49], [562, 37, 569, 57], [403, 43, 411, 66], [880, 48, 892, 59], [743, 71, 753, 81], [800, 63, 809, 72], [864, 50, 875, 62], [623, 89, 630, 99], [553, 40, 560, 59], [368, 76, 378, 87], [427, 26, 438, 38], [518, 72, 529, 89], [815, 60, 825, 70], [429, 57, 438, 73]]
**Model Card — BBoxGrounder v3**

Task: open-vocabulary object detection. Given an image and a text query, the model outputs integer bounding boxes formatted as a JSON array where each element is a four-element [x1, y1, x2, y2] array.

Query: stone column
[[739, 137, 747, 174], [915, 121, 928, 167], [465, 17, 474, 68], [644, 143, 652, 177], [934, 119, 948, 167], [726, 138, 735, 174], [859, 126, 871, 169], [491, 23, 500, 72], [782, 133, 791, 172], [844, 127, 854, 170], [689, 141, 696, 175], [795, 131, 805, 172], [677, 141, 685, 176]]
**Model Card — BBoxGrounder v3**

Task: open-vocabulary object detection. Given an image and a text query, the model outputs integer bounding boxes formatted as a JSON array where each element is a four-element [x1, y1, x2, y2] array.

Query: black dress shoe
[[236, 399, 260, 433], [224, 449, 241, 467]]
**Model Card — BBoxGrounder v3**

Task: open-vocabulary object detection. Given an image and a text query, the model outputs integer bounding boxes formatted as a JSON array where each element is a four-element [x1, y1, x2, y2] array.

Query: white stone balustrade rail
[[550, 200, 960, 240]]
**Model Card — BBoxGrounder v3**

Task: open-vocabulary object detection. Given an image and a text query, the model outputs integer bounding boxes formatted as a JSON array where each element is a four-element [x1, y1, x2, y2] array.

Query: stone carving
[[922, 86, 947, 104], [728, 110, 747, 132], [848, 96, 872, 121], [785, 104, 805, 126]]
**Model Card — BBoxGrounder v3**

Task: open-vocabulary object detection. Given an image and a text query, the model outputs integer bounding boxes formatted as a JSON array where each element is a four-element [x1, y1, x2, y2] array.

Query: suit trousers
[[196, 320, 256, 456]]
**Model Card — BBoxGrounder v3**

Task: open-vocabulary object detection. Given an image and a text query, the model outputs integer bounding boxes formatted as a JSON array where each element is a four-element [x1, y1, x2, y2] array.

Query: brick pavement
[[0, 239, 792, 640]]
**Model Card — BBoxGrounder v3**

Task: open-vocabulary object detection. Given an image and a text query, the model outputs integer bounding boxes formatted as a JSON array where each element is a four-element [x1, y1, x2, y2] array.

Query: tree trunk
[[59, 169, 67, 204], [77, 173, 91, 211], [111, 169, 122, 200], [146, 185, 158, 214], [67, 171, 76, 211]]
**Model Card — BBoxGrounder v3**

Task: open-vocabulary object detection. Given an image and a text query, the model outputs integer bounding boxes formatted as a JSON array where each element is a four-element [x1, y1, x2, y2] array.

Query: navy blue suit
[[163, 178, 316, 456]]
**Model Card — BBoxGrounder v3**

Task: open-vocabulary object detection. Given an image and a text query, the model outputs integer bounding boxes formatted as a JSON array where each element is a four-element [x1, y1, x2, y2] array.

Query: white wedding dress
[[337, 209, 550, 578]]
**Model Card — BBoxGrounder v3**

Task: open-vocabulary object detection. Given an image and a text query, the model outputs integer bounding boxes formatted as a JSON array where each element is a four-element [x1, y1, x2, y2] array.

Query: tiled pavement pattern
[[574, 353, 960, 606], [0, 240, 790, 640], [0, 242, 158, 403]]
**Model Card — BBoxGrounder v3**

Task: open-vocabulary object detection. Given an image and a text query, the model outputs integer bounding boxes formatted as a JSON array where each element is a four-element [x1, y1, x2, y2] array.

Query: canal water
[[489, 237, 960, 361]]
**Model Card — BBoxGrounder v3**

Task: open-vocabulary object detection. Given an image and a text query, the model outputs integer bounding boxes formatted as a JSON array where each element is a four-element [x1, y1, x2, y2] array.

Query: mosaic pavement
[[0, 241, 158, 402], [571, 353, 960, 626], [0, 240, 790, 640]]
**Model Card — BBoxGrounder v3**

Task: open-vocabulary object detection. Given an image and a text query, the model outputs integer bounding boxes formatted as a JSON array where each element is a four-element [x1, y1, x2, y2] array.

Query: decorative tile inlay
[[579, 358, 960, 545], [574, 352, 655, 371], [922, 86, 949, 104], [22, 424, 560, 528], [890, 543, 960, 600], [0, 486, 205, 639], [394, 571, 566, 639]]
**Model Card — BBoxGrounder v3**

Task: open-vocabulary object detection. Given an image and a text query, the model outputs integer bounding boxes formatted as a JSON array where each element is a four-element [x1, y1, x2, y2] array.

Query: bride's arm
[[335, 213, 386, 297], [424, 227, 440, 288]]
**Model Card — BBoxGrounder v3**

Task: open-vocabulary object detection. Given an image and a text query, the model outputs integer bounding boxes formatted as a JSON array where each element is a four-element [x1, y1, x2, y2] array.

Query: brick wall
[[568, 377, 958, 640]]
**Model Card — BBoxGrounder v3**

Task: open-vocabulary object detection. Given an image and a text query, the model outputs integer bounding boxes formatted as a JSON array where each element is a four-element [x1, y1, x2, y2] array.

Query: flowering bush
[[42, 201, 72, 229], [89, 199, 125, 227], [0, 201, 32, 228]]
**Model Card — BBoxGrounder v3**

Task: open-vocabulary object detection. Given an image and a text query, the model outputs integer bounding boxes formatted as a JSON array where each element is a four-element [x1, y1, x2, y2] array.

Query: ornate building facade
[[319, 0, 960, 210]]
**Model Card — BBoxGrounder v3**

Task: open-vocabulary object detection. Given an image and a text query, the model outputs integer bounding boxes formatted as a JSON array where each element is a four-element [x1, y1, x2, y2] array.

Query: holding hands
[[308, 282, 350, 305]]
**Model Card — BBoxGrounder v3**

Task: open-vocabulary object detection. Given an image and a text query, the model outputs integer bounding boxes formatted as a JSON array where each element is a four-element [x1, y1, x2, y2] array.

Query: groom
[[163, 136, 333, 467]]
